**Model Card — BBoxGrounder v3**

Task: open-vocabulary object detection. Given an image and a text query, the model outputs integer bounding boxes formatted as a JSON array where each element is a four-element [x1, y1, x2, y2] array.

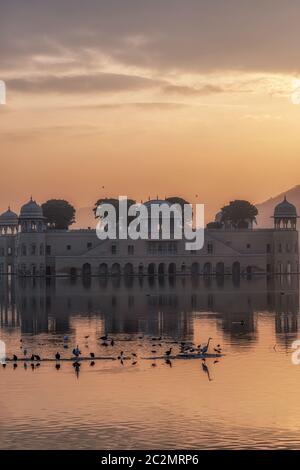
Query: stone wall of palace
[[0, 227, 298, 277]]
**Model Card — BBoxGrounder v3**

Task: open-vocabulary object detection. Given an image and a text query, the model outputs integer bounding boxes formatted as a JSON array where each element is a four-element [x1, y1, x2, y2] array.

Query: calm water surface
[[1, 275, 300, 450]]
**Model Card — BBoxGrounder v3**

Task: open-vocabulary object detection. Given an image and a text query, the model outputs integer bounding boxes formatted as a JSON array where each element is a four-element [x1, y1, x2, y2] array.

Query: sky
[[1, 0, 300, 223]]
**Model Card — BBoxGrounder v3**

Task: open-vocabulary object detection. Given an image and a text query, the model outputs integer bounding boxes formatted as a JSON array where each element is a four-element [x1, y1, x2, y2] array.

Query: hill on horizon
[[73, 186, 300, 229]]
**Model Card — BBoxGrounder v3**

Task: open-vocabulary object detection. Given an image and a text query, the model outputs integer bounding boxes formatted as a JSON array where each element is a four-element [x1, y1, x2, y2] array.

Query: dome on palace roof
[[0, 207, 18, 226], [274, 196, 298, 218], [20, 198, 44, 219]]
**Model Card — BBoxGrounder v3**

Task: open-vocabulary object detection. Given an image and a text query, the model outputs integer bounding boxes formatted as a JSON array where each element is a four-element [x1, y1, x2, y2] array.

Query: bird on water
[[117, 351, 124, 360], [200, 338, 213, 355], [72, 346, 81, 357]]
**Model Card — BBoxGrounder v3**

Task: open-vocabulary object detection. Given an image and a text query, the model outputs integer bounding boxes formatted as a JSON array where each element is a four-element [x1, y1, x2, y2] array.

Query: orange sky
[[1, 1, 300, 223]]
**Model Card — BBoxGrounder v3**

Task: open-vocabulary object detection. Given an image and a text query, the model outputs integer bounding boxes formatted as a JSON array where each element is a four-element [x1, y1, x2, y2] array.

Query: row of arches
[[76, 261, 244, 277]]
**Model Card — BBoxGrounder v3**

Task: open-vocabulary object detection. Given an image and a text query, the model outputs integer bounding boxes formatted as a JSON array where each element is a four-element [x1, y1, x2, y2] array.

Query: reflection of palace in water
[[0, 275, 299, 345]]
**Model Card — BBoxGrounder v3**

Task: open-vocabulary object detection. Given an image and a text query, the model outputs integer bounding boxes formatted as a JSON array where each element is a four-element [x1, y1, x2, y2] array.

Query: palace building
[[0, 197, 299, 277]]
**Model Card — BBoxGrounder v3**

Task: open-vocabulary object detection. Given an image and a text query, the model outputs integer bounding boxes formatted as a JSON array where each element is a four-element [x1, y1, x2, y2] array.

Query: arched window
[[124, 263, 134, 276], [232, 261, 240, 277], [216, 262, 225, 276], [111, 263, 121, 276], [191, 262, 199, 275], [203, 262, 212, 275], [168, 263, 176, 275], [99, 263, 108, 276], [158, 263, 165, 275], [148, 263, 156, 276], [70, 267, 77, 278], [138, 264, 144, 276]]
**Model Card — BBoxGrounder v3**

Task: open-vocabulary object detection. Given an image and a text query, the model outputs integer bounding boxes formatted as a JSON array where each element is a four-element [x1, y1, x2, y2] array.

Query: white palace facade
[[0, 197, 299, 278]]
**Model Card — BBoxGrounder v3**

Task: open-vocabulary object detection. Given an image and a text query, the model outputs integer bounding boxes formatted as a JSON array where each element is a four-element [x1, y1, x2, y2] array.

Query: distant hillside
[[73, 186, 300, 229], [256, 185, 300, 228]]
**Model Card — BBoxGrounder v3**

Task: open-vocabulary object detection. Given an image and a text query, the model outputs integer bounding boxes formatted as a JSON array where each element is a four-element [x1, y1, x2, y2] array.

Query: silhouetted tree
[[42, 199, 76, 229], [165, 196, 190, 208], [220, 200, 258, 228], [93, 198, 136, 225]]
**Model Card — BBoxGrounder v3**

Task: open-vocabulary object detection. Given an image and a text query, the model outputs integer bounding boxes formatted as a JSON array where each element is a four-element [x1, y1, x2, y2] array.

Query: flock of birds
[[1, 334, 223, 378]]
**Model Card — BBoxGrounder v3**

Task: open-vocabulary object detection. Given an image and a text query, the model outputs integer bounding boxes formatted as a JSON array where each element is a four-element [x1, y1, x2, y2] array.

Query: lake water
[[1, 275, 300, 450]]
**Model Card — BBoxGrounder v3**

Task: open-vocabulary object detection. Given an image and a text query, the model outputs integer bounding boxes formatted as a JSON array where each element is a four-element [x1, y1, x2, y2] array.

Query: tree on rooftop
[[220, 200, 258, 228], [42, 199, 76, 230]]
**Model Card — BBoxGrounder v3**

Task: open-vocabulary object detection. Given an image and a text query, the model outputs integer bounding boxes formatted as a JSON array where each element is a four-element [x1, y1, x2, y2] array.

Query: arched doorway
[[70, 267, 77, 278], [111, 263, 121, 276], [124, 263, 134, 276], [216, 262, 225, 276], [203, 262, 212, 276], [82, 263, 91, 277], [232, 261, 241, 278], [138, 264, 144, 276], [168, 263, 176, 276], [148, 263, 156, 276], [158, 263, 165, 276], [191, 262, 199, 275], [99, 263, 108, 276]]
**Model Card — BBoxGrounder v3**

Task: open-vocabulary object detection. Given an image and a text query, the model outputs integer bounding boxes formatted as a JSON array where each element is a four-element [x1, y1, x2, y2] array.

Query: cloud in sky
[[6, 73, 163, 94], [162, 84, 225, 96], [1, 0, 300, 76], [1, 1, 300, 221]]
